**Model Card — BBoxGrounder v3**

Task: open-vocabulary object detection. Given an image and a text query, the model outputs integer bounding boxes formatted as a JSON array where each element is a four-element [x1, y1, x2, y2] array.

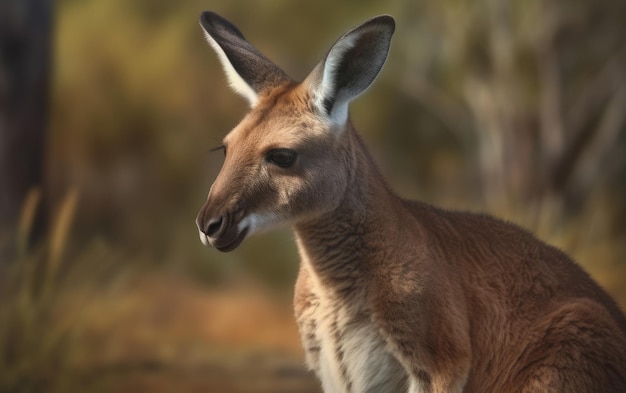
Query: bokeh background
[[1, 0, 625, 392]]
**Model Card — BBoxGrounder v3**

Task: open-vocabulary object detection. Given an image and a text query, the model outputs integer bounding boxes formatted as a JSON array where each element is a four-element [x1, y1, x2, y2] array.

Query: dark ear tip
[[373, 14, 396, 34], [199, 11, 245, 40], [199, 11, 218, 28]]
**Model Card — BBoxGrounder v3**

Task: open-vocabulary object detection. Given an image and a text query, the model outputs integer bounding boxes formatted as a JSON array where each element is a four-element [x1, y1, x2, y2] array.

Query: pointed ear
[[200, 12, 291, 107], [305, 15, 395, 125]]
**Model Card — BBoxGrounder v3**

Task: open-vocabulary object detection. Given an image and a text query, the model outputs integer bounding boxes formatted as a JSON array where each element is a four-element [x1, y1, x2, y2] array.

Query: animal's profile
[[195, 11, 626, 393]]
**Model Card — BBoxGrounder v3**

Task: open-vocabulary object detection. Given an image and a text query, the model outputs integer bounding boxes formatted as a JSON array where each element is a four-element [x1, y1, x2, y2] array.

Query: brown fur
[[292, 122, 626, 392]]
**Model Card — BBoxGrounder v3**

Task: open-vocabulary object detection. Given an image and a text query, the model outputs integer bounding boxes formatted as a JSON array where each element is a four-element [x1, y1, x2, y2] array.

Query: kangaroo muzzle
[[196, 202, 249, 252]]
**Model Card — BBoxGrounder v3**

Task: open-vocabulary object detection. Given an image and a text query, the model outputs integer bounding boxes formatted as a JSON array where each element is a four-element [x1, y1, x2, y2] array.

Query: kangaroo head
[[196, 12, 395, 252]]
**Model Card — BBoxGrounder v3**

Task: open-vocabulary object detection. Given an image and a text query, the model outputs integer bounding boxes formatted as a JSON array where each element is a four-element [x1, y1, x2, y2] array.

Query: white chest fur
[[297, 273, 407, 393]]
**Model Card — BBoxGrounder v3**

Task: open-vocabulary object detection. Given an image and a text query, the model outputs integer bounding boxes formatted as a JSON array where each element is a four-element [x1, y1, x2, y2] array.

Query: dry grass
[[0, 265, 320, 393], [85, 274, 319, 393]]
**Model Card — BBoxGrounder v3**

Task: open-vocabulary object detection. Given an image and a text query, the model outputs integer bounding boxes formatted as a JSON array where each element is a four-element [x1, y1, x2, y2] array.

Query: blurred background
[[1, 0, 624, 391]]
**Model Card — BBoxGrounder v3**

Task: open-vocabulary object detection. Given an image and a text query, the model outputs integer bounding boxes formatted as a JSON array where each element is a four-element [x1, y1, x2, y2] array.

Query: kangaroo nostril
[[206, 216, 224, 237]]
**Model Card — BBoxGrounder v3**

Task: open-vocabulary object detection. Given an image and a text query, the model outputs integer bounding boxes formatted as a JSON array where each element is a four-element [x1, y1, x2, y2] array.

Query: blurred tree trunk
[[398, 0, 626, 227], [0, 0, 52, 265]]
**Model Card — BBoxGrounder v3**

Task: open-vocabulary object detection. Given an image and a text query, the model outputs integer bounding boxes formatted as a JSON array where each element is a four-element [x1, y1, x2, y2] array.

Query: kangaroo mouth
[[213, 226, 249, 252]]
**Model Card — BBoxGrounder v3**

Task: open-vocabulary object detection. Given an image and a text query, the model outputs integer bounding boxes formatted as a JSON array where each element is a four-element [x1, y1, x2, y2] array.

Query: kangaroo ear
[[305, 15, 395, 125], [200, 12, 291, 107]]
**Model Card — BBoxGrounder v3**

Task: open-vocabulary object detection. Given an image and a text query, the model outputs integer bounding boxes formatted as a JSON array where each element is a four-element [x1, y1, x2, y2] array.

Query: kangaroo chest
[[296, 266, 407, 393]]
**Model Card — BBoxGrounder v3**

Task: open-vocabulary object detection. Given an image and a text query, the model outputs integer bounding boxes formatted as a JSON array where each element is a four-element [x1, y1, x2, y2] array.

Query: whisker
[[209, 144, 226, 153], [206, 143, 227, 158]]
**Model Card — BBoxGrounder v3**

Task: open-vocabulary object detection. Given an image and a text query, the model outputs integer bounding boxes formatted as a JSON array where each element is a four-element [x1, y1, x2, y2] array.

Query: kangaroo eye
[[266, 149, 297, 168]]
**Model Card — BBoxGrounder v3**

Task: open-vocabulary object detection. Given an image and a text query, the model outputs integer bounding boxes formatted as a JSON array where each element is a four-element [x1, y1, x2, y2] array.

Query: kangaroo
[[195, 12, 626, 393]]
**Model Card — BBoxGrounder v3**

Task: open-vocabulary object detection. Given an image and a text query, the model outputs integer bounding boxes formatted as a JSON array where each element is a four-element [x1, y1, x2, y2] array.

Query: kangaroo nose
[[204, 216, 224, 238]]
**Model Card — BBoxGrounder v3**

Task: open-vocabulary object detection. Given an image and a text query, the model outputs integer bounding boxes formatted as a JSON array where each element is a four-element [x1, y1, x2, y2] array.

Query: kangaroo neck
[[293, 126, 404, 287]]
